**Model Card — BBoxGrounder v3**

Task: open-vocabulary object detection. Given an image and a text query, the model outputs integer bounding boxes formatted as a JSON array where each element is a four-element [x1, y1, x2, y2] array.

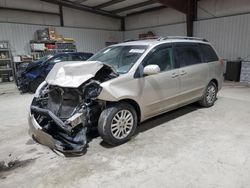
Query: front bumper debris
[[28, 113, 87, 154]]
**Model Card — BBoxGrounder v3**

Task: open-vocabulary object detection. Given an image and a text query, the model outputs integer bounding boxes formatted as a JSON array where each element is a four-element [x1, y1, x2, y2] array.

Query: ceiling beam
[[94, 0, 126, 9], [157, 0, 187, 13], [126, 5, 167, 16], [40, 0, 122, 19], [0, 6, 60, 16], [73, 0, 87, 3], [111, 0, 158, 14]]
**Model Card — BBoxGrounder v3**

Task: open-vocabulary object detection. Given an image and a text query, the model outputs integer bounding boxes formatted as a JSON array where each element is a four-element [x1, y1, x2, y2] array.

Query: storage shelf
[[0, 58, 11, 61], [31, 49, 76, 52], [30, 40, 75, 44], [0, 49, 10, 51], [0, 68, 12, 71], [0, 41, 13, 83]]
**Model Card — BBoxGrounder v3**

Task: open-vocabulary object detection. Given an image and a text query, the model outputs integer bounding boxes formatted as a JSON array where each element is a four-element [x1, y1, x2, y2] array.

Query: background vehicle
[[17, 52, 93, 93], [29, 37, 224, 153]]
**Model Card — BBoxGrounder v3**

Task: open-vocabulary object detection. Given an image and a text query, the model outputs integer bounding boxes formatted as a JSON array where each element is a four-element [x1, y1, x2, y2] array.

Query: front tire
[[199, 81, 218, 107], [98, 103, 137, 146]]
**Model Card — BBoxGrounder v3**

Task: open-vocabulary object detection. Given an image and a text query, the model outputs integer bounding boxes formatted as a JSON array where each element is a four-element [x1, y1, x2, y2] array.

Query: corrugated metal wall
[[0, 23, 123, 55], [124, 13, 250, 61], [63, 7, 121, 30], [124, 23, 186, 40], [1, 13, 250, 61], [194, 13, 250, 60], [125, 8, 186, 30]]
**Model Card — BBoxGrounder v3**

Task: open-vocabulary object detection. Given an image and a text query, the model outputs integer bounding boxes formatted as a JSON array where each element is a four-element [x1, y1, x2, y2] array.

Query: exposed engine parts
[[29, 63, 118, 154]]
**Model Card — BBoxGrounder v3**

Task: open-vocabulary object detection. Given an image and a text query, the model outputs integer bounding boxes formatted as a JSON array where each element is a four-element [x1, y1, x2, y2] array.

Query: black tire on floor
[[199, 81, 218, 107], [29, 77, 44, 93], [98, 102, 138, 146]]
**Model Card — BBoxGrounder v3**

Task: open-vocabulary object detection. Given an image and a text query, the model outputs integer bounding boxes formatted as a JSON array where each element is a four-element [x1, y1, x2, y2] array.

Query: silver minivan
[[29, 37, 224, 154]]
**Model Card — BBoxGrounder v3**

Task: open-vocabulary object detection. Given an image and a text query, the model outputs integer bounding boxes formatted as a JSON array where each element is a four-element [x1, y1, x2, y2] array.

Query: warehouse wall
[[124, 23, 186, 40], [0, 23, 123, 55], [0, 0, 121, 30], [124, 0, 250, 60], [63, 7, 121, 30], [125, 8, 186, 30], [197, 0, 250, 20], [124, 8, 186, 40], [194, 13, 250, 60], [0, 0, 60, 26], [0, 0, 123, 55]]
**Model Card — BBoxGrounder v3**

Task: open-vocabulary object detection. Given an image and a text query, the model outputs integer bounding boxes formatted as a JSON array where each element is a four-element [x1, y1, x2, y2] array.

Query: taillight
[[219, 59, 225, 65]]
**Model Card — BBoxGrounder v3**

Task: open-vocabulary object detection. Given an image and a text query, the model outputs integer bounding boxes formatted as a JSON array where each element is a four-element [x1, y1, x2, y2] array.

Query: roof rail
[[124, 36, 161, 43], [157, 36, 208, 42]]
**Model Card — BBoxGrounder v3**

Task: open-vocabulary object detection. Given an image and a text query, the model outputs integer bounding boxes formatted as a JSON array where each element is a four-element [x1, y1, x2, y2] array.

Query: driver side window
[[144, 47, 173, 72]]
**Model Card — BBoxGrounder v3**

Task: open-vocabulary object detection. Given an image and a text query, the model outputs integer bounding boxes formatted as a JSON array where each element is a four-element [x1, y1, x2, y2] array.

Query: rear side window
[[174, 44, 202, 67], [199, 44, 219, 62]]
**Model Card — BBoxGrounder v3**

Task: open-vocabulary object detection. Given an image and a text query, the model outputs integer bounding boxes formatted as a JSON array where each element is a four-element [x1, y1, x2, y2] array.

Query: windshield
[[89, 45, 148, 74]]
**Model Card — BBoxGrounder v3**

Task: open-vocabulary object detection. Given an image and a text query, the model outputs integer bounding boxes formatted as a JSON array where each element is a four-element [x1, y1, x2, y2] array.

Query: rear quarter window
[[199, 43, 219, 62]]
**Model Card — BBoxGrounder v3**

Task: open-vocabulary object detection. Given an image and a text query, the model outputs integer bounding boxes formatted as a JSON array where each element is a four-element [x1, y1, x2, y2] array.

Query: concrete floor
[[0, 82, 250, 188]]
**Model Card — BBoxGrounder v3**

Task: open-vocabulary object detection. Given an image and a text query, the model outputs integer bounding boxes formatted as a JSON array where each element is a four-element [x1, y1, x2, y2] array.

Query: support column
[[59, 5, 64, 27], [157, 0, 197, 36], [186, 0, 196, 36]]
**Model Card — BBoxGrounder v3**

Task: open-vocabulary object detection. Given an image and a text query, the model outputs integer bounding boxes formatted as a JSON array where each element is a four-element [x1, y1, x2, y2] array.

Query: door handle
[[180, 70, 187, 76], [171, 73, 179, 78]]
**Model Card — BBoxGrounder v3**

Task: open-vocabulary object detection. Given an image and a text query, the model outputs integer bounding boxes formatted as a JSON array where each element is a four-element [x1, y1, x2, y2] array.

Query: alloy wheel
[[206, 85, 216, 104], [110, 110, 134, 139]]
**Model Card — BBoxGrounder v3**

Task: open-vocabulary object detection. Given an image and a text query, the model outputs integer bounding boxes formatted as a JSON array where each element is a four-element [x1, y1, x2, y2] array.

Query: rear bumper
[[28, 113, 87, 154]]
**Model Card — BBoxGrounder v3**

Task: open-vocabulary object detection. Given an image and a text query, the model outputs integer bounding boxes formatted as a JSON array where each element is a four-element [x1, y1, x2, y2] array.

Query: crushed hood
[[46, 61, 104, 88]]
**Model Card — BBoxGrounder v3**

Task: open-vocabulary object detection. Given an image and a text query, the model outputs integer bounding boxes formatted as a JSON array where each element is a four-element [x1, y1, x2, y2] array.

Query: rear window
[[199, 43, 219, 62]]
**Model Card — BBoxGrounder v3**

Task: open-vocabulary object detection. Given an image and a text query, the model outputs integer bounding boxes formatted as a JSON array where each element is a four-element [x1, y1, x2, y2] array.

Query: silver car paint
[[97, 40, 224, 122], [46, 61, 104, 88], [44, 39, 223, 123]]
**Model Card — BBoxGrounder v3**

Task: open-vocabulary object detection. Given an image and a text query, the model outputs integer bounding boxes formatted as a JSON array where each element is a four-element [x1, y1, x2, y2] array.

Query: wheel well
[[119, 99, 141, 123], [210, 79, 218, 87]]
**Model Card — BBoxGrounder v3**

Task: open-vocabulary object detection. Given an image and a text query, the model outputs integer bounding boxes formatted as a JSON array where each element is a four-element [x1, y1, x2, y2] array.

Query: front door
[[137, 44, 181, 118]]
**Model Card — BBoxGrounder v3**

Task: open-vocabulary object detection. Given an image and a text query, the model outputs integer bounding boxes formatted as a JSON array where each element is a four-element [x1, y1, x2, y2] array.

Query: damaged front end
[[28, 61, 118, 154]]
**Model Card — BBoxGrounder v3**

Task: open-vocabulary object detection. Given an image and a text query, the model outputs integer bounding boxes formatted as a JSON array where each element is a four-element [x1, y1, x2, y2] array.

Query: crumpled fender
[[98, 72, 143, 101]]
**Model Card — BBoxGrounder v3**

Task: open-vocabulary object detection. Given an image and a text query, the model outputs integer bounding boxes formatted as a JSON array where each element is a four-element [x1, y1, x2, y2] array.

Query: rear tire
[[98, 102, 137, 146], [199, 81, 218, 107], [29, 77, 44, 93]]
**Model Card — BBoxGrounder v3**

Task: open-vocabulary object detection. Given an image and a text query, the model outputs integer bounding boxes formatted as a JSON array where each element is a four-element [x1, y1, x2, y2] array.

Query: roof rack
[[124, 36, 161, 42], [157, 36, 208, 42], [124, 36, 209, 43]]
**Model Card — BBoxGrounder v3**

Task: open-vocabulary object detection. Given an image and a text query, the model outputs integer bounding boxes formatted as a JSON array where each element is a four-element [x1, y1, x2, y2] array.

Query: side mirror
[[143, 64, 160, 76]]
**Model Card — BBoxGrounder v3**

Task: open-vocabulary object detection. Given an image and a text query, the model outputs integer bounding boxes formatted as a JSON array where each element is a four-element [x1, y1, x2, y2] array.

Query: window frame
[[173, 42, 204, 68], [134, 43, 175, 78], [198, 43, 219, 63]]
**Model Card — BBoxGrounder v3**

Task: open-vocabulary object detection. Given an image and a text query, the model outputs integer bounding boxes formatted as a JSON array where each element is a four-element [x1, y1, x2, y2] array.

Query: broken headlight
[[83, 82, 102, 101], [34, 81, 48, 98]]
